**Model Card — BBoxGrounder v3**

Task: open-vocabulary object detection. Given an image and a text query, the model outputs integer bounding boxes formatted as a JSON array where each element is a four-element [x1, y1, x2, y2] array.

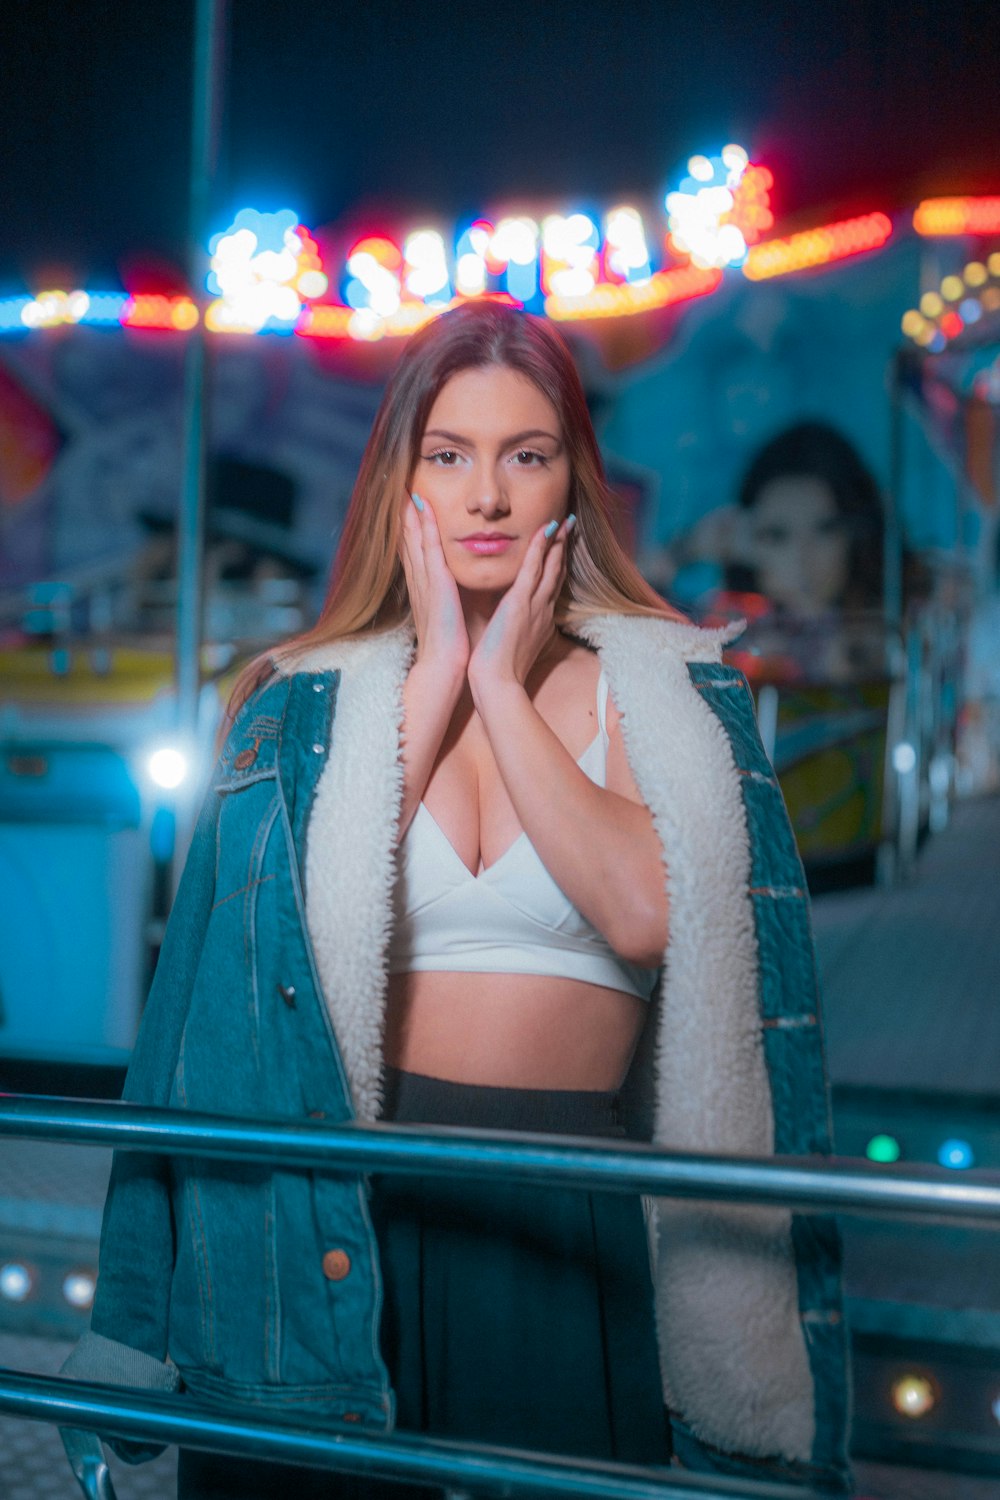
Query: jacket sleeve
[[59, 766, 223, 1457]]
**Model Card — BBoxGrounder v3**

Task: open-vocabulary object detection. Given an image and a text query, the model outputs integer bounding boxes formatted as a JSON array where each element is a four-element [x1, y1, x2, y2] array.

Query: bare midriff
[[383, 969, 647, 1091]]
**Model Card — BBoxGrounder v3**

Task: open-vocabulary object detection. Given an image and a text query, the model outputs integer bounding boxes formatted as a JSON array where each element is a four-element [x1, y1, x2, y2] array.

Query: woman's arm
[[474, 678, 669, 966], [467, 517, 668, 966]]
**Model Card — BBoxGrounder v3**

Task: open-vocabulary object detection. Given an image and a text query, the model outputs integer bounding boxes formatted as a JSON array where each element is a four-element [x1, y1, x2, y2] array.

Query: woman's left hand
[[467, 514, 574, 701]]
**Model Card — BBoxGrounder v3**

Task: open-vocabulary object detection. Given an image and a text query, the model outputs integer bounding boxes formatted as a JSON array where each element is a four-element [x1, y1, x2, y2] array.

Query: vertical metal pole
[[176, 0, 227, 746], [884, 349, 905, 630]]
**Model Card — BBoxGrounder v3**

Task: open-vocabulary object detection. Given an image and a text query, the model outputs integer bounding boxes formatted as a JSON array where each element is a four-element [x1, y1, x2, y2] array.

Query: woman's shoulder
[[573, 609, 746, 666], [272, 621, 415, 679]]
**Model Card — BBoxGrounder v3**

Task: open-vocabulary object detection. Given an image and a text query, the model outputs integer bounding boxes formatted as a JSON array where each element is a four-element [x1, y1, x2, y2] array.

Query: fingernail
[[566, 513, 577, 532], [411, 493, 425, 512], [543, 519, 559, 538]]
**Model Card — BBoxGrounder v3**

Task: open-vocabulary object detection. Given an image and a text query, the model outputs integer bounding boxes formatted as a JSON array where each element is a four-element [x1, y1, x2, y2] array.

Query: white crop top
[[387, 668, 661, 1001]]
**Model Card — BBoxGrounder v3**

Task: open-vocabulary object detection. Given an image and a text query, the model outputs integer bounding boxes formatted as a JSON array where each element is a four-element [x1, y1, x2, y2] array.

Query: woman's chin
[[450, 558, 520, 594]]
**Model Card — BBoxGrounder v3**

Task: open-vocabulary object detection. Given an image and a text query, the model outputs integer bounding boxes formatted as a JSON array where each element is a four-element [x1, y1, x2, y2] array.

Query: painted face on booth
[[410, 364, 572, 593], [749, 475, 851, 617]]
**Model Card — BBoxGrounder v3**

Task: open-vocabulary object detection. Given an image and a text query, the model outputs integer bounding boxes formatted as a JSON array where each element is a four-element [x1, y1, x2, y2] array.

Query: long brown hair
[[223, 299, 681, 728]]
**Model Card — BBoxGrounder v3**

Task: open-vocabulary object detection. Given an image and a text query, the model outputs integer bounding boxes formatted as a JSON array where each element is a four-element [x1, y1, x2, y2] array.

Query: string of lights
[[902, 253, 1000, 351], [2, 152, 999, 343], [913, 196, 1000, 237]]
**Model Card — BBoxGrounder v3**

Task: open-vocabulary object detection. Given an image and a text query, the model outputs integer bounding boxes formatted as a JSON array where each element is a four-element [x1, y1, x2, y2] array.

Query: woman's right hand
[[399, 491, 470, 680]]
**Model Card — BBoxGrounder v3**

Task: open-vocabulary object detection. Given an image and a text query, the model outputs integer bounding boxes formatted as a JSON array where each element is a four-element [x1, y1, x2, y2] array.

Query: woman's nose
[[468, 473, 509, 516]]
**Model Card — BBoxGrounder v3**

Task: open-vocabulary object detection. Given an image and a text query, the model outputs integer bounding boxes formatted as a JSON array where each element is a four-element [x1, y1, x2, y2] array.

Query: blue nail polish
[[411, 493, 425, 512], [566, 513, 577, 532], [543, 519, 558, 538]]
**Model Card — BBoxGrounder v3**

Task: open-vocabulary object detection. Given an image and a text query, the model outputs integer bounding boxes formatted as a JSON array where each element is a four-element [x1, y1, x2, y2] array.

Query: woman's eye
[[512, 449, 548, 466], [425, 449, 461, 466]]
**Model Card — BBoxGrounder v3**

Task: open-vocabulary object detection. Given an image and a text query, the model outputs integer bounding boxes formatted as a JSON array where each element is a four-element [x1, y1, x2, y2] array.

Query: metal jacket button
[[312, 742, 324, 754], [322, 1249, 351, 1281], [233, 747, 257, 769], [277, 983, 296, 1007]]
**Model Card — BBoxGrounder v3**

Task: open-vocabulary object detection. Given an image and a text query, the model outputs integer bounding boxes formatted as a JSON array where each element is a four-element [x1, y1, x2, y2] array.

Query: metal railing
[[1, 1095, 999, 1499]]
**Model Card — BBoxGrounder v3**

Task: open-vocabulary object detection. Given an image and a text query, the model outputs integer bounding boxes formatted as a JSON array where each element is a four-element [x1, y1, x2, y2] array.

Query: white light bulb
[[0, 1263, 33, 1302], [892, 742, 917, 775], [717, 224, 748, 264], [297, 270, 328, 299], [565, 213, 597, 244], [456, 253, 486, 292], [148, 748, 188, 790], [549, 267, 596, 298], [348, 307, 385, 341], [63, 1271, 97, 1309]]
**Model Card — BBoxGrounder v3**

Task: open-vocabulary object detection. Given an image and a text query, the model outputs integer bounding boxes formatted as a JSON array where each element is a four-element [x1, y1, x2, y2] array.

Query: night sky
[[3, 0, 999, 291]]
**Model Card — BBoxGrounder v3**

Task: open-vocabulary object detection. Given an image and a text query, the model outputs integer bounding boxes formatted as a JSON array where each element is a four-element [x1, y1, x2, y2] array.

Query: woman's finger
[[405, 492, 468, 659], [539, 531, 567, 603], [398, 494, 416, 560], [401, 495, 427, 583], [514, 520, 556, 598], [526, 518, 567, 595], [417, 495, 450, 573], [400, 502, 431, 628]]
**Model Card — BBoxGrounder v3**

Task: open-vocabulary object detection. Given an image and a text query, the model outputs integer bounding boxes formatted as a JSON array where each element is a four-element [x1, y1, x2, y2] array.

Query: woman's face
[[409, 364, 572, 593], [748, 475, 850, 616]]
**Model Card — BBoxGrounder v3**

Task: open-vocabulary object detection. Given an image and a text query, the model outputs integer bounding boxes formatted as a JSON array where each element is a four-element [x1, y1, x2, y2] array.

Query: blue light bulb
[[938, 1138, 974, 1170]]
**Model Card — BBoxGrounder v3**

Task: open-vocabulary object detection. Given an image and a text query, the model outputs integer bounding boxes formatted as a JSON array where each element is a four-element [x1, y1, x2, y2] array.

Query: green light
[[866, 1134, 901, 1163]]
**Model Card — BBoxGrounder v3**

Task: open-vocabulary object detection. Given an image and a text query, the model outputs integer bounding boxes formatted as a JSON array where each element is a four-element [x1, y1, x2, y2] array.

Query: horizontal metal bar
[[1, 1095, 999, 1224], [0, 1369, 826, 1499]]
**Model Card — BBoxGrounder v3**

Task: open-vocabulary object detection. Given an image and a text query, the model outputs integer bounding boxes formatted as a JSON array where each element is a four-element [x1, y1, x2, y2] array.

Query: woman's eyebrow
[[423, 427, 562, 446]]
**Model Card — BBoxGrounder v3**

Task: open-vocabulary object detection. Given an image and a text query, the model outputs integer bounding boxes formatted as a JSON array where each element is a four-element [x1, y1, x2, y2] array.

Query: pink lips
[[458, 534, 515, 555]]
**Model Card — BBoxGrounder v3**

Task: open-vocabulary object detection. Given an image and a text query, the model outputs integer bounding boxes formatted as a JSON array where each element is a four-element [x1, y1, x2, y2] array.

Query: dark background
[[3, 0, 999, 291]]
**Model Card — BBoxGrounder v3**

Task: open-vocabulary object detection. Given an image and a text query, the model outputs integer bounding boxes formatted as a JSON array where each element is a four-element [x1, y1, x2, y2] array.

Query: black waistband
[[380, 1064, 624, 1138]]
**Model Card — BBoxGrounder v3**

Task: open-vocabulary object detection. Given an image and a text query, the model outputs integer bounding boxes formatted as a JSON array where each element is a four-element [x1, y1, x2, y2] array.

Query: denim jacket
[[67, 615, 853, 1492]]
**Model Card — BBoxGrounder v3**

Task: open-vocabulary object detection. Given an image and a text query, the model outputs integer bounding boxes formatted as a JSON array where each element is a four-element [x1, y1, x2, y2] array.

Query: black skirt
[[177, 1065, 671, 1499]]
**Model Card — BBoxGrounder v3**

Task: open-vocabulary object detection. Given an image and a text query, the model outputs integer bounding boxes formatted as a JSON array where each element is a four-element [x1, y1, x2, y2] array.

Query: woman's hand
[[468, 514, 574, 701], [399, 492, 470, 680]]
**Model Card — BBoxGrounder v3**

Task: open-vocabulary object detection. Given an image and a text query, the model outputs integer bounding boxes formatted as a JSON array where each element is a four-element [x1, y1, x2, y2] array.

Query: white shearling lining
[[277, 624, 414, 1121], [576, 614, 814, 1461], [280, 613, 816, 1464]]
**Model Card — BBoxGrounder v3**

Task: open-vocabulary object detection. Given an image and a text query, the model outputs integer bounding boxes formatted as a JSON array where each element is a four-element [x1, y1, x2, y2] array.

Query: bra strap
[[597, 667, 610, 742]]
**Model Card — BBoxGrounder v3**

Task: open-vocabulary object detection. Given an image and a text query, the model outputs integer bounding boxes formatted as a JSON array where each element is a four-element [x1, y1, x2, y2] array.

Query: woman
[[720, 420, 890, 682], [63, 302, 852, 1496], [733, 420, 885, 620]]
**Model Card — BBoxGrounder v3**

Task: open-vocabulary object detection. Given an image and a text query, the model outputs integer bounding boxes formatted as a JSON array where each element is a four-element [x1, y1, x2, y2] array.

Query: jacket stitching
[[243, 801, 276, 979], [214, 769, 278, 794], [738, 768, 779, 786], [247, 715, 280, 737], [188, 1178, 218, 1367], [749, 885, 807, 899], [264, 1180, 280, 1382], [246, 800, 280, 1065], [210, 875, 276, 913]]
